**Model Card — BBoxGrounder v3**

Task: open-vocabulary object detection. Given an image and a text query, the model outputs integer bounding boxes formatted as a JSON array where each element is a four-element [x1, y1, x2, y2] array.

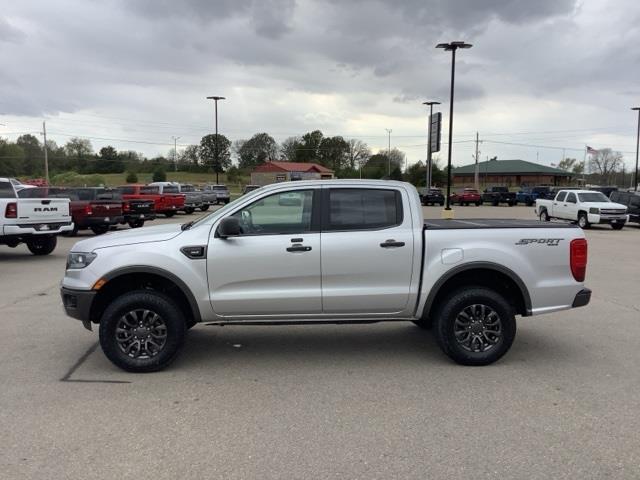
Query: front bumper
[[572, 288, 592, 308], [588, 213, 627, 225], [61, 286, 96, 330]]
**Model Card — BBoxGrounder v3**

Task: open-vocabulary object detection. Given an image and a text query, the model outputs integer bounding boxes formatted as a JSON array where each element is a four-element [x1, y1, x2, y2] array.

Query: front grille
[[600, 209, 626, 215]]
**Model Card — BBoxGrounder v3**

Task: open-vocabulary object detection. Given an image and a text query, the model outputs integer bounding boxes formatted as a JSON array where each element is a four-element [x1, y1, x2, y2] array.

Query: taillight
[[123, 202, 130, 212], [84, 204, 93, 215], [570, 238, 588, 282], [5, 202, 17, 218]]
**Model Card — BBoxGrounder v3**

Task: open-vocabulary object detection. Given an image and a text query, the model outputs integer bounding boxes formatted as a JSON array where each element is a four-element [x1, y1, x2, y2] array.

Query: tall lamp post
[[172, 136, 181, 172], [436, 41, 472, 215], [206, 96, 225, 184], [632, 107, 640, 191], [422, 101, 440, 189]]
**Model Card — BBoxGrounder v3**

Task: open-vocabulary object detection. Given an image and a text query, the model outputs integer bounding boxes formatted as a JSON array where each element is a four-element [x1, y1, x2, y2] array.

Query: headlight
[[66, 252, 97, 269], [589, 207, 599, 214]]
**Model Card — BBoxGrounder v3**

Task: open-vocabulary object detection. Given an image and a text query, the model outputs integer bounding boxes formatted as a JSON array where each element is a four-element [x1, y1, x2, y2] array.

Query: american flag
[[586, 146, 598, 154]]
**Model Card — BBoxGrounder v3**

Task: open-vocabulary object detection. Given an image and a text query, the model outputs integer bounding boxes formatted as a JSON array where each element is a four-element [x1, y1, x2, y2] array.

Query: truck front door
[[207, 188, 321, 317]]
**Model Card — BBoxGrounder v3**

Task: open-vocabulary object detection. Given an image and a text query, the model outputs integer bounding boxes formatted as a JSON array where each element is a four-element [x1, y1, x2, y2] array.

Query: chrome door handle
[[286, 245, 312, 252], [380, 239, 405, 248]]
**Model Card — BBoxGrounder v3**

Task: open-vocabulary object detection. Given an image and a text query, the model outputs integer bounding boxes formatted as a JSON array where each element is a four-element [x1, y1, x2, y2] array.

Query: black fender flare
[[422, 261, 532, 318], [101, 265, 202, 323]]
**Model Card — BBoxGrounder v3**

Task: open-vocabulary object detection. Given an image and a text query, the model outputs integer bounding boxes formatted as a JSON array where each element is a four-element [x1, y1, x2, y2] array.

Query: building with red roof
[[250, 161, 334, 186]]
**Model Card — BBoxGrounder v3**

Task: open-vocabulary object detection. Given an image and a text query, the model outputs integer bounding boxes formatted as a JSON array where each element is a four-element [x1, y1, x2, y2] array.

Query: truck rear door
[[320, 187, 415, 315]]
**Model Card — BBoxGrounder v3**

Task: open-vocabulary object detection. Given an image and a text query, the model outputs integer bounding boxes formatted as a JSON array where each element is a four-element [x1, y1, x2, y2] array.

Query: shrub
[[125, 171, 138, 183], [152, 167, 166, 182]]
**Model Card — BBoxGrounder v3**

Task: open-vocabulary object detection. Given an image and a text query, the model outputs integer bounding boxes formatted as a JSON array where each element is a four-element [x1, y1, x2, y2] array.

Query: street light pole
[[206, 96, 225, 184], [422, 101, 440, 189], [436, 41, 472, 215], [172, 136, 181, 172], [385, 128, 392, 176], [632, 107, 640, 191]]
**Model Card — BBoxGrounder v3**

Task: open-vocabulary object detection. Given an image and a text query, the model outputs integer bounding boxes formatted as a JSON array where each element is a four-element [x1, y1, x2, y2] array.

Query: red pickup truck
[[116, 184, 185, 217], [19, 187, 124, 235], [450, 188, 482, 206]]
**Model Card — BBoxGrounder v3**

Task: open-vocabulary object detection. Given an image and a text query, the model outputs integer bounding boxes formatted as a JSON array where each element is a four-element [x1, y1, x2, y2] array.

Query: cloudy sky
[[1, 0, 640, 169]]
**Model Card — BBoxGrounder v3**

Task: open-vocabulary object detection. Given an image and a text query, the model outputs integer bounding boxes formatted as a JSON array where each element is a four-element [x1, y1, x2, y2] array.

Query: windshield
[[141, 186, 159, 194], [163, 186, 179, 193], [578, 192, 610, 203], [181, 185, 195, 192], [210, 185, 228, 191]]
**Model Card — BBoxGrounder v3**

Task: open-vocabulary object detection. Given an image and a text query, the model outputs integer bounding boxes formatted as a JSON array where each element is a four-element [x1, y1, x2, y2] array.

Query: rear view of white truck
[[1, 178, 73, 255]]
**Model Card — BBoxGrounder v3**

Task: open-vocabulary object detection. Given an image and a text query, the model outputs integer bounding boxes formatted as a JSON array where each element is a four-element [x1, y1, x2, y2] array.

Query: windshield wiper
[[181, 221, 195, 231]]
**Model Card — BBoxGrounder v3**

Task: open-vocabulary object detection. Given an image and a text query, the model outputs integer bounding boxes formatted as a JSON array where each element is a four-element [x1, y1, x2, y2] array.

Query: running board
[[203, 319, 410, 327]]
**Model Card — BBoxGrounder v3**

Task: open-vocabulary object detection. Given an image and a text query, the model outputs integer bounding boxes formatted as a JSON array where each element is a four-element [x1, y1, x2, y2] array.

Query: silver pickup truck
[[60, 180, 591, 372]]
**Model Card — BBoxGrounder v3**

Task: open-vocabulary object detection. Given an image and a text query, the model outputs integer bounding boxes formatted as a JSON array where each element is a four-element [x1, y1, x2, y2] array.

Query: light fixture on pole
[[632, 107, 640, 192], [436, 41, 472, 215], [206, 96, 225, 184], [422, 101, 440, 189]]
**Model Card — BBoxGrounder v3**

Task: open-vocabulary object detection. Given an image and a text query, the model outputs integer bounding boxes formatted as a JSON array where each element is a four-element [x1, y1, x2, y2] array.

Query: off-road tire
[[433, 287, 516, 366], [99, 290, 186, 373]]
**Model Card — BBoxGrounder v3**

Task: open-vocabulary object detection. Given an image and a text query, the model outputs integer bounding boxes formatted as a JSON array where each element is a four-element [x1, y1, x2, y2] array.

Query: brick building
[[452, 159, 572, 188], [250, 161, 334, 186]]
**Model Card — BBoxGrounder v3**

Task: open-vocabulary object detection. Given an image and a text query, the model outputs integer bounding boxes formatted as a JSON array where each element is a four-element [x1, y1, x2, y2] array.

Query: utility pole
[[206, 96, 225, 184], [172, 136, 181, 172], [632, 107, 640, 191], [474, 132, 481, 191], [385, 128, 392, 176], [42, 121, 49, 185]]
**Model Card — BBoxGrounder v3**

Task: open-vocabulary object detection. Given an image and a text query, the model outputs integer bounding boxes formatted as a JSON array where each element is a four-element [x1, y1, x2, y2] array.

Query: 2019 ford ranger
[[60, 180, 591, 372], [1, 177, 73, 255]]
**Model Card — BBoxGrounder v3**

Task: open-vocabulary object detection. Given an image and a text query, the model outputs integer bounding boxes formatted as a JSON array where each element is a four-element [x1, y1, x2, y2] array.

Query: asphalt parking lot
[[1, 205, 639, 479]]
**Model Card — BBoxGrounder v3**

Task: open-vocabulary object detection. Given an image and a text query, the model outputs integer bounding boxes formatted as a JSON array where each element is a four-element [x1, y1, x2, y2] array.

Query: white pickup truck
[[535, 189, 628, 229], [1, 177, 73, 255], [60, 180, 591, 372]]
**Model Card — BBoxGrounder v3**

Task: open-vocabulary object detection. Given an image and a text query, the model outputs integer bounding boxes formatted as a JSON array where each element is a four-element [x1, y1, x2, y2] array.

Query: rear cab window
[[0, 181, 16, 198], [324, 188, 402, 231]]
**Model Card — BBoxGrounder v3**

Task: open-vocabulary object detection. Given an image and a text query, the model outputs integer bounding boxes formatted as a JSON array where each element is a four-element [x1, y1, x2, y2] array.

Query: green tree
[[362, 149, 404, 179], [296, 130, 324, 162], [199, 134, 231, 173], [346, 139, 370, 170], [125, 171, 138, 183], [16, 134, 42, 176], [280, 136, 301, 161], [0, 140, 25, 177], [64, 137, 93, 174], [152, 167, 166, 182], [235, 133, 279, 169], [318, 135, 349, 172]]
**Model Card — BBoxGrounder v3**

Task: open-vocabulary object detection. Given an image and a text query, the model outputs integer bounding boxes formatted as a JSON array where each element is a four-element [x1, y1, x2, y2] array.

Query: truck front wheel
[[433, 287, 516, 366], [26, 235, 57, 255], [577, 212, 590, 229], [99, 290, 186, 372]]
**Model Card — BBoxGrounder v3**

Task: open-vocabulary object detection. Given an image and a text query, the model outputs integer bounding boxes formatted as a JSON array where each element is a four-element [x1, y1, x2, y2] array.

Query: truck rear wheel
[[91, 225, 110, 235], [99, 290, 186, 372], [539, 209, 550, 222], [26, 236, 57, 256], [200, 204, 210, 211], [128, 219, 145, 228], [164, 211, 176, 218], [184, 207, 195, 214], [611, 223, 624, 230], [433, 287, 516, 366]]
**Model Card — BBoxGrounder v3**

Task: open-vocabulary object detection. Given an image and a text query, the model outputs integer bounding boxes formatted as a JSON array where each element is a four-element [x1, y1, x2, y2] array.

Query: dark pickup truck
[[96, 189, 155, 228], [116, 184, 184, 217], [20, 187, 124, 235], [482, 186, 517, 206]]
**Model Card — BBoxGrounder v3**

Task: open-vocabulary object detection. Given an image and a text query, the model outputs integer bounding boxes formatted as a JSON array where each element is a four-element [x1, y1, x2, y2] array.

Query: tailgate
[[91, 201, 122, 216], [129, 200, 155, 213], [17, 198, 71, 223]]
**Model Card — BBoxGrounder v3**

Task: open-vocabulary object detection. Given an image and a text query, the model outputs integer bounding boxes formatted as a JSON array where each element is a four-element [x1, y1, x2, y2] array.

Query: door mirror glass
[[218, 216, 242, 238]]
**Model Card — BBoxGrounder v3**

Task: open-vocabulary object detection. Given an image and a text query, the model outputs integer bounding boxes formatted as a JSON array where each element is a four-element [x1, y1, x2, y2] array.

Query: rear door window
[[325, 188, 402, 231], [566, 192, 577, 204]]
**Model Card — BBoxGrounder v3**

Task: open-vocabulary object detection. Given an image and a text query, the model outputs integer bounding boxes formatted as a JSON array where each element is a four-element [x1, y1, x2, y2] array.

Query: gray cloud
[[0, 17, 25, 43]]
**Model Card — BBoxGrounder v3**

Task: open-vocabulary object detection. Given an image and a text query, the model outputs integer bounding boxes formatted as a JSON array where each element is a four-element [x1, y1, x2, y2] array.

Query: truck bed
[[423, 218, 577, 230]]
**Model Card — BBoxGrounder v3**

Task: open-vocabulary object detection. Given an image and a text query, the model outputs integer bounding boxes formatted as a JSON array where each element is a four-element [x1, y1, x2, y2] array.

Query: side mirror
[[218, 216, 241, 238]]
